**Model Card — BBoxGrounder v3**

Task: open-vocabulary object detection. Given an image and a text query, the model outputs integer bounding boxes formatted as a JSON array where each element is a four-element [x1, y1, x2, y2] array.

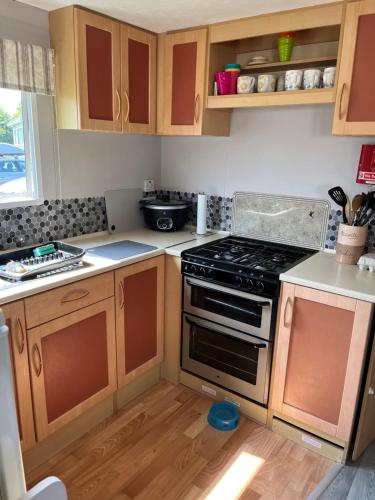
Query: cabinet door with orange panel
[[50, 6, 122, 131], [333, 0, 375, 135], [161, 29, 207, 135], [121, 25, 157, 134], [1, 301, 36, 451], [271, 283, 373, 443], [115, 256, 165, 386], [27, 298, 117, 441]]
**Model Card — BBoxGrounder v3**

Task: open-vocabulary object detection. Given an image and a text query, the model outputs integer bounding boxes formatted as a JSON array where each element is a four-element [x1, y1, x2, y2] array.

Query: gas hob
[[181, 236, 316, 298]]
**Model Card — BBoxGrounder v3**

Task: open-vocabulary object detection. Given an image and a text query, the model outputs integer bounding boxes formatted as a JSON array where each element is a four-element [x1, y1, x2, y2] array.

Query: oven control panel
[[182, 260, 278, 298]]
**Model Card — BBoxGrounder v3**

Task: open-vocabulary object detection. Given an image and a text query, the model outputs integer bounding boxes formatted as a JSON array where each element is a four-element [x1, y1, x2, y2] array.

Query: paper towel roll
[[197, 193, 207, 235]]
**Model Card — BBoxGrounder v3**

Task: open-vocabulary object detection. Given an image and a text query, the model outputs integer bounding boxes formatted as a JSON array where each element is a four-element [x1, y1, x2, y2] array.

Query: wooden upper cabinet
[[50, 6, 121, 131], [333, 0, 375, 135], [28, 298, 117, 440], [161, 29, 207, 135], [158, 29, 230, 136], [271, 283, 373, 443], [2, 301, 36, 451], [121, 26, 157, 134], [115, 256, 165, 387], [74, 9, 121, 131], [50, 6, 157, 133]]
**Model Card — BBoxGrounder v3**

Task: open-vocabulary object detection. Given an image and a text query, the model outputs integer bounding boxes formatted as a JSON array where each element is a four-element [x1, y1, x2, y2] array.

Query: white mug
[[237, 75, 256, 94], [285, 70, 303, 91], [257, 74, 276, 93], [303, 69, 321, 90], [323, 67, 336, 88]]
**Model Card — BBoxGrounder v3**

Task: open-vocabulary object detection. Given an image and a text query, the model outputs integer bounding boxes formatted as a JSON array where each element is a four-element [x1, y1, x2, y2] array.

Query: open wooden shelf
[[241, 56, 337, 73], [207, 87, 335, 109]]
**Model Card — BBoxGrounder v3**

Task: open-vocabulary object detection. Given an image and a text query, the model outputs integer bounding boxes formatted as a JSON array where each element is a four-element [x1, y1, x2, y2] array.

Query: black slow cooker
[[141, 199, 192, 232]]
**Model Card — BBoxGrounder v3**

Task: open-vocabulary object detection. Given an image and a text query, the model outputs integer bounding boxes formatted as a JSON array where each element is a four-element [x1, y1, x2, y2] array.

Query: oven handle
[[185, 316, 268, 349], [185, 279, 271, 307], [205, 296, 264, 317]]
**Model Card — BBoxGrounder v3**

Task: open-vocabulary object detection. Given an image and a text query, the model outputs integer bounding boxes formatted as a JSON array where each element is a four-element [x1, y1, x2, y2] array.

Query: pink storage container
[[228, 72, 239, 94], [215, 71, 239, 95], [215, 71, 231, 95]]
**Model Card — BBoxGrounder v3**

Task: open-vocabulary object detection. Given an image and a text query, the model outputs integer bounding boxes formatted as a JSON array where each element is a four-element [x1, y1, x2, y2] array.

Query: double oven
[[182, 276, 276, 405]]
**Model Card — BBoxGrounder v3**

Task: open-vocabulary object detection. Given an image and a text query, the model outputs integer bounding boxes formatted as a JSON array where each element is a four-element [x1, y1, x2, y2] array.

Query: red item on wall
[[357, 145, 375, 184]]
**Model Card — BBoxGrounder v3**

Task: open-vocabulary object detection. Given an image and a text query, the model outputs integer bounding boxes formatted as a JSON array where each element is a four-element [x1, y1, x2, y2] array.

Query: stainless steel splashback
[[233, 192, 330, 250]]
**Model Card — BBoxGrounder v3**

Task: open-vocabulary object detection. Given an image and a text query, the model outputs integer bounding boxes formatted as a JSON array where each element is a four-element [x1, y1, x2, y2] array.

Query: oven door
[[184, 277, 273, 341], [182, 314, 271, 405]]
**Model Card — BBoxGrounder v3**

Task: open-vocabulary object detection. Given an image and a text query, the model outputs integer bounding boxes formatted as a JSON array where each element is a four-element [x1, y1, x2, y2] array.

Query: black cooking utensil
[[328, 186, 348, 223], [353, 192, 368, 226], [358, 193, 375, 226]]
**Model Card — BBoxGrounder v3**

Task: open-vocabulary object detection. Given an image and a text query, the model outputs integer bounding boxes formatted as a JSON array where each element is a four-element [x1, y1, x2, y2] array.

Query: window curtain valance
[[0, 38, 55, 95]]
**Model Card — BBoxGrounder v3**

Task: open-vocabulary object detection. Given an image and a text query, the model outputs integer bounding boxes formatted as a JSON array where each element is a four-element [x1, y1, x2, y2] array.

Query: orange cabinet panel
[[333, 0, 375, 135], [2, 301, 36, 451], [28, 298, 117, 440], [271, 283, 373, 442], [115, 256, 165, 386], [121, 25, 156, 134]]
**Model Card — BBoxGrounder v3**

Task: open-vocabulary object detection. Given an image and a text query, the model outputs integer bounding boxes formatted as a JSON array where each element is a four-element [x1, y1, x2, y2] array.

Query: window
[[0, 88, 42, 206]]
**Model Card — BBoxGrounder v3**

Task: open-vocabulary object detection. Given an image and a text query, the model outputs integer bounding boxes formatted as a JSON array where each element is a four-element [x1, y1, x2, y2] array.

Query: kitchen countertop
[[0, 228, 226, 305], [280, 251, 375, 303]]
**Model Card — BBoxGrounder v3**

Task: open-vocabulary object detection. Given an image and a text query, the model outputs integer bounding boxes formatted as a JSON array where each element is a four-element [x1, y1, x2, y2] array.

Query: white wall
[[0, 0, 50, 47], [57, 130, 161, 198], [161, 105, 371, 200], [1, 1, 161, 201]]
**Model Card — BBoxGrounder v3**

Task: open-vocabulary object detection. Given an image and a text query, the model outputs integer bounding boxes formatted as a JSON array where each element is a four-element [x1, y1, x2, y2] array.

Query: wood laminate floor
[[27, 381, 333, 500]]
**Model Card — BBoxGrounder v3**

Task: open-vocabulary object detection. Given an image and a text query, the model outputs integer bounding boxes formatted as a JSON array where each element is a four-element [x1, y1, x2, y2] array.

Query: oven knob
[[198, 267, 206, 276], [206, 268, 215, 279], [246, 279, 254, 290], [234, 276, 243, 287], [255, 281, 264, 292], [191, 265, 197, 274]]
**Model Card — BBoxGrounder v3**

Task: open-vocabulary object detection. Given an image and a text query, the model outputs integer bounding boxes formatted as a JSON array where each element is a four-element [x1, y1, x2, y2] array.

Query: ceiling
[[17, 0, 340, 33]]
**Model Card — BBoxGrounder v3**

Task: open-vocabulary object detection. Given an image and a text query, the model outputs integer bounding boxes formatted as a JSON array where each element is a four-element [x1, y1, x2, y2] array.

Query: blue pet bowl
[[208, 401, 239, 431]]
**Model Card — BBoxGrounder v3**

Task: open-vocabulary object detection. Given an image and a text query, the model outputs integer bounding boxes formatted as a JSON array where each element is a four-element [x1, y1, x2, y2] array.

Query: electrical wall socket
[[143, 179, 155, 192]]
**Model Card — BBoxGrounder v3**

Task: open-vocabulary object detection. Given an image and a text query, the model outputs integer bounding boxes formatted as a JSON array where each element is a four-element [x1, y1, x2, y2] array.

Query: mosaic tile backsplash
[[0, 197, 107, 251], [157, 190, 375, 251], [1, 191, 374, 252]]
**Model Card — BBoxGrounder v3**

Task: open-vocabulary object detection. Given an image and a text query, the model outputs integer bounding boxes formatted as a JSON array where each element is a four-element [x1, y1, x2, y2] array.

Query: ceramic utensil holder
[[336, 223, 368, 265]]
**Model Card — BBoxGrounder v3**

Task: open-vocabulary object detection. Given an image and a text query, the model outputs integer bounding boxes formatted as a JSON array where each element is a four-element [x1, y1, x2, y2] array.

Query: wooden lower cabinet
[[271, 283, 373, 443], [28, 298, 117, 441], [2, 301, 36, 451], [115, 256, 165, 386]]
